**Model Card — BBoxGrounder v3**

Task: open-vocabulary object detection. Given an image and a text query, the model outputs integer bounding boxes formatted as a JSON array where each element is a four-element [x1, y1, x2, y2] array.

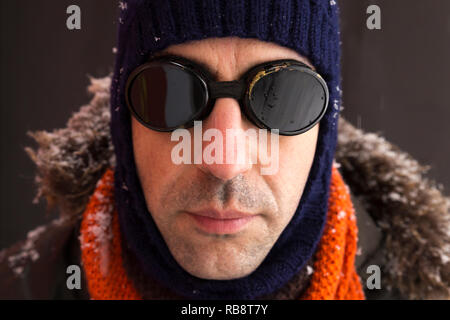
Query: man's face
[[132, 37, 319, 280]]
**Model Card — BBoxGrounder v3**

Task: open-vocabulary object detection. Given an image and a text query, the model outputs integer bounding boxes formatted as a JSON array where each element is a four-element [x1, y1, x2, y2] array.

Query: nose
[[197, 98, 255, 181]]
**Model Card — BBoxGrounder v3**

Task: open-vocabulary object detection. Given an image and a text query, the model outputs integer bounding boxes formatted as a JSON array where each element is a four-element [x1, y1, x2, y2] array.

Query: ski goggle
[[125, 55, 329, 136]]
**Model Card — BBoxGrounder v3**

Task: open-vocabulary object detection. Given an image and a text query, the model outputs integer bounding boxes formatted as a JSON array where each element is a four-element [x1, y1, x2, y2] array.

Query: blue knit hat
[[110, 0, 342, 299]]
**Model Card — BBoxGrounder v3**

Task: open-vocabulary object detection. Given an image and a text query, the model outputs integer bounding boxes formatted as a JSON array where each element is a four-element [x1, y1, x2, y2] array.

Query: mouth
[[186, 209, 258, 235]]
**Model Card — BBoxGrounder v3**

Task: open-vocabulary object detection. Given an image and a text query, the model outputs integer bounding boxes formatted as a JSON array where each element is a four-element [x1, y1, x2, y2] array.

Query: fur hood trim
[[25, 77, 450, 299], [336, 120, 450, 299], [25, 77, 115, 217]]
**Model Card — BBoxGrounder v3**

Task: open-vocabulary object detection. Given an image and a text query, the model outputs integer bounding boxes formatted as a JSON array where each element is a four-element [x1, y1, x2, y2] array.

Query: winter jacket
[[1, 76, 449, 300]]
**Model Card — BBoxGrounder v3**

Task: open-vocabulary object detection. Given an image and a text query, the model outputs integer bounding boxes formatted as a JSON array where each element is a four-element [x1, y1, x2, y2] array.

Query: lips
[[186, 210, 257, 235]]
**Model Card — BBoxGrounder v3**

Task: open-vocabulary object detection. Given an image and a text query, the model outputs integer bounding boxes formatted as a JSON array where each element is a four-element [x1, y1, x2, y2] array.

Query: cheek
[[268, 124, 319, 212], [131, 118, 178, 211]]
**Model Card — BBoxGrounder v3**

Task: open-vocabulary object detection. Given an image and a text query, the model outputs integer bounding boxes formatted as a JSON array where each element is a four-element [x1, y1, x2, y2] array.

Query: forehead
[[150, 37, 315, 79]]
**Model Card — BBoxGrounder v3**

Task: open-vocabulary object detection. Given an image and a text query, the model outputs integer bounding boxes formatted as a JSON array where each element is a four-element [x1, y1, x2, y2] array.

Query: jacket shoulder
[[0, 216, 89, 299], [337, 118, 450, 300]]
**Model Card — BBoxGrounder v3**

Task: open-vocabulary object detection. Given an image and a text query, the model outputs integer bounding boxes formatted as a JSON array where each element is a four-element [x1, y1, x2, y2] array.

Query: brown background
[[1, 0, 449, 249]]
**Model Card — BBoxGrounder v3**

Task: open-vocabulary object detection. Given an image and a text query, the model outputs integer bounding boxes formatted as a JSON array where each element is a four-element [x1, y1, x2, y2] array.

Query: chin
[[186, 265, 255, 281], [162, 216, 275, 280], [171, 244, 267, 281]]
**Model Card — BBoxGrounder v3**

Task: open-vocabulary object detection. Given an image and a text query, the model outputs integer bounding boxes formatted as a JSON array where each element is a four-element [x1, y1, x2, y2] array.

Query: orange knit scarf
[[80, 166, 365, 300]]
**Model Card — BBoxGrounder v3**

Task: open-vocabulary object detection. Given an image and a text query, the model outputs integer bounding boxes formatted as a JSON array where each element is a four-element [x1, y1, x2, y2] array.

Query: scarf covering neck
[[80, 167, 365, 300], [110, 0, 342, 299]]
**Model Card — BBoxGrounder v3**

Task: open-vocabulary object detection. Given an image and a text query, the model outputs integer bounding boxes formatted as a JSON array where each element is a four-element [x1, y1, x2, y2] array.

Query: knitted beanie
[[110, 0, 342, 299]]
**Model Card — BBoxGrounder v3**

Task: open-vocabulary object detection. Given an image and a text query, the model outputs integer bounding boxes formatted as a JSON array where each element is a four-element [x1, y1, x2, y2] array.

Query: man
[[1, 0, 449, 300]]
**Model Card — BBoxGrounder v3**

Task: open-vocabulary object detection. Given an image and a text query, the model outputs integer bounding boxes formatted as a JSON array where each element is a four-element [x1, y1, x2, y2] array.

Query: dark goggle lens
[[128, 63, 207, 130], [248, 67, 328, 134]]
